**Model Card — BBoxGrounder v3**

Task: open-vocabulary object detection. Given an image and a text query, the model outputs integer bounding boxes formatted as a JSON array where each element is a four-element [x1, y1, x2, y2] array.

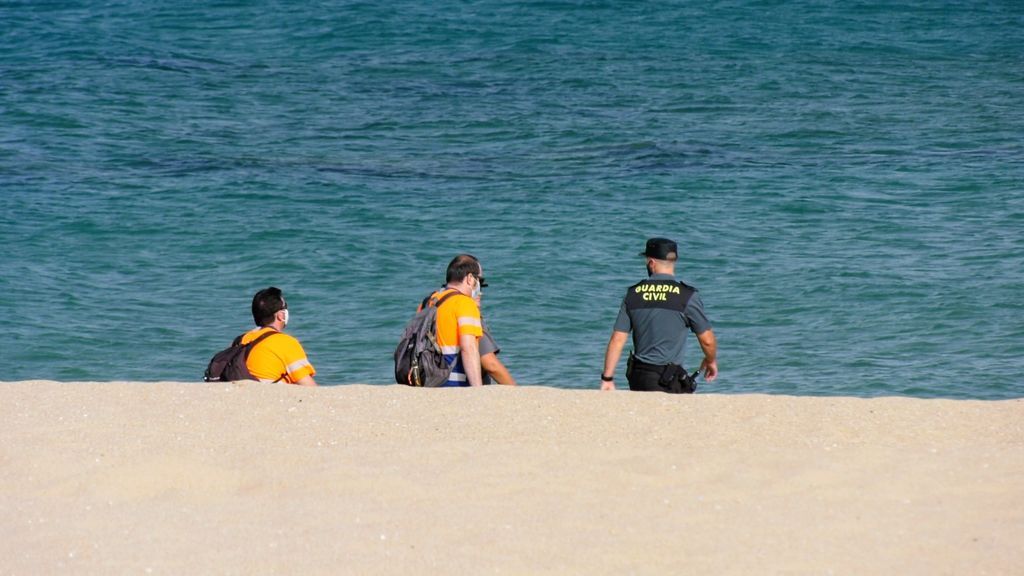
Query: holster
[[660, 363, 697, 394]]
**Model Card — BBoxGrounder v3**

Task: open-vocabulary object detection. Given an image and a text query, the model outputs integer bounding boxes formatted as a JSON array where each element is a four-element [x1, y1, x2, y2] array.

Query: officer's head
[[252, 286, 288, 327], [640, 238, 678, 275], [640, 237, 678, 261]]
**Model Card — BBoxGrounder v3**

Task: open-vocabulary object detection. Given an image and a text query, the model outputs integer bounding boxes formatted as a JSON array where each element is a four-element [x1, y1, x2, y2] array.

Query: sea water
[[2, 1, 1022, 398]]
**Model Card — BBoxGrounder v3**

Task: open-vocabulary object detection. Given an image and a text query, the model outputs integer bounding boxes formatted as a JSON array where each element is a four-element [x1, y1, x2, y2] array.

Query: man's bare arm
[[696, 329, 718, 382], [481, 352, 516, 385], [460, 334, 483, 387], [600, 330, 629, 390]]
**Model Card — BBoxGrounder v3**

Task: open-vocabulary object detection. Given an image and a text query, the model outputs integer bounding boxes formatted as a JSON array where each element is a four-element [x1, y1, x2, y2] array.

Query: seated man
[[480, 326, 515, 385], [420, 254, 486, 386], [475, 287, 516, 386], [240, 287, 317, 386]]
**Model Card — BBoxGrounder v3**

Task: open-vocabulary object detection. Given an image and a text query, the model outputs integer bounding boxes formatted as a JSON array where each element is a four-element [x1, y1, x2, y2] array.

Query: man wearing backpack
[[420, 254, 486, 387], [237, 287, 317, 386]]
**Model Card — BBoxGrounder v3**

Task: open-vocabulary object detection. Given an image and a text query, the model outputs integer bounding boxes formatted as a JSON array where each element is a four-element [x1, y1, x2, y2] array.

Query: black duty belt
[[628, 353, 699, 394]]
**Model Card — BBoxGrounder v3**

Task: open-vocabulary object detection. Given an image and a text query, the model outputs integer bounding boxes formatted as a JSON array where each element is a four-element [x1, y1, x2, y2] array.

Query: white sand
[[2, 381, 1022, 575]]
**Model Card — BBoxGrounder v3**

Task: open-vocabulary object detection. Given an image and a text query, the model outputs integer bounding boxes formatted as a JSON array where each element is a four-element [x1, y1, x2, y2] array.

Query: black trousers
[[627, 368, 672, 392], [627, 355, 697, 394]]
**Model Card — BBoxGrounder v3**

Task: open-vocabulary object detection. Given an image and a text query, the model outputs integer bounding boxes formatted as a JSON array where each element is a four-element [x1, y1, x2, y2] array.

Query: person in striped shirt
[[420, 254, 486, 387], [240, 286, 317, 386]]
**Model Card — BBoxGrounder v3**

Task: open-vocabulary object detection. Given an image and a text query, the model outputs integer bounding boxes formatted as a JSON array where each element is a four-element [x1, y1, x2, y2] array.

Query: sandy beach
[[1, 381, 1021, 575]]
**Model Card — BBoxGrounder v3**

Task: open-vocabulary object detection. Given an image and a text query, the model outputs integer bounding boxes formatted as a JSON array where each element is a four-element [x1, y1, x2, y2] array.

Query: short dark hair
[[252, 287, 286, 326], [445, 254, 481, 284]]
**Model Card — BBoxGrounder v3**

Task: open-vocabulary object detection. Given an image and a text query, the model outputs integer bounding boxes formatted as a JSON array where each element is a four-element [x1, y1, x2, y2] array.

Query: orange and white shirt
[[422, 289, 482, 386], [240, 327, 315, 384]]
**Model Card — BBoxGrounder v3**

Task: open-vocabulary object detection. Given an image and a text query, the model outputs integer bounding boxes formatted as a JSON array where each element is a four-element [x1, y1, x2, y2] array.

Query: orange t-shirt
[[428, 290, 483, 350], [240, 327, 315, 383], [420, 289, 483, 386]]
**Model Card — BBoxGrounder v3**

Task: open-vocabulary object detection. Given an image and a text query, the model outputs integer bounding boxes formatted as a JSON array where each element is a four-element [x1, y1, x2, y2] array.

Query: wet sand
[[2, 381, 1022, 575]]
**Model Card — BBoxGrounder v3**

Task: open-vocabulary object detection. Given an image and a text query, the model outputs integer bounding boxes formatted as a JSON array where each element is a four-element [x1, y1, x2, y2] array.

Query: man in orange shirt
[[420, 254, 486, 387], [239, 287, 317, 386]]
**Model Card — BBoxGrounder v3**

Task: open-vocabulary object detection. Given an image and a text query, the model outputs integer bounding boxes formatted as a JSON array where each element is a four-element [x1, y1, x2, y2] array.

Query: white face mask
[[471, 271, 484, 300], [471, 275, 483, 300], [281, 308, 290, 326]]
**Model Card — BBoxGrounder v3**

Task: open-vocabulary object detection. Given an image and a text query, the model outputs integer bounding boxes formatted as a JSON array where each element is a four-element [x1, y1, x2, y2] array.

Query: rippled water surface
[[2, 1, 1022, 398]]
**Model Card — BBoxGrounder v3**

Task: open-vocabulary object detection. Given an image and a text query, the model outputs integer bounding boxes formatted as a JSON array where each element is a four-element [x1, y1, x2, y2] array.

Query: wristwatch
[[600, 373, 614, 382]]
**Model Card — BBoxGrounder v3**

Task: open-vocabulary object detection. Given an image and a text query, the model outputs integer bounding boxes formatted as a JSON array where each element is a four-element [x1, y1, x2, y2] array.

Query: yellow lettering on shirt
[[642, 292, 668, 301], [635, 284, 681, 295]]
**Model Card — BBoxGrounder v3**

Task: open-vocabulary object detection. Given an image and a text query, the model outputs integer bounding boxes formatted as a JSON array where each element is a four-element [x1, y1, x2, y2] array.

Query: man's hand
[[700, 358, 718, 382], [600, 378, 616, 391], [696, 329, 718, 382]]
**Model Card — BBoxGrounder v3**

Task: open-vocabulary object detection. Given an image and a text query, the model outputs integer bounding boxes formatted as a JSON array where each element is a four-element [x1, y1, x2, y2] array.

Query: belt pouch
[[658, 363, 682, 389]]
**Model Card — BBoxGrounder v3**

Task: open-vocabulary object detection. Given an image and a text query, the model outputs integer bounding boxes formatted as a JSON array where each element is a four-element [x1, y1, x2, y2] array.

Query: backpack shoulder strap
[[422, 289, 460, 310], [434, 290, 460, 307], [236, 329, 280, 349], [248, 329, 280, 347], [247, 330, 285, 383]]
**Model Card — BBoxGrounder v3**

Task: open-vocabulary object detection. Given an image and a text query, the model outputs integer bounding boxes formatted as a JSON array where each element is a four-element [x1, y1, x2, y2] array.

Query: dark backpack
[[394, 290, 459, 387], [204, 330, 280, 382]]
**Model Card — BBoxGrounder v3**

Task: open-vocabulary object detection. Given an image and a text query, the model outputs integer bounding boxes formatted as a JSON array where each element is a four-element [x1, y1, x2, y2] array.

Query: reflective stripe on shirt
[[457, 316, 481, 328], [286, 358, 311, 375]]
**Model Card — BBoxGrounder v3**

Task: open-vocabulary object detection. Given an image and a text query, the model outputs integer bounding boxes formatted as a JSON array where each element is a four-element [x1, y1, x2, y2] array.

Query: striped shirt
[[240, 327, 315, 384], [424, 289, 483, 386]]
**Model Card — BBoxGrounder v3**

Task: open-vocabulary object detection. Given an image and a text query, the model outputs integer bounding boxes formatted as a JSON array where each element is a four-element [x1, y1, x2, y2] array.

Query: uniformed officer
[[599, 238, 718, 392]]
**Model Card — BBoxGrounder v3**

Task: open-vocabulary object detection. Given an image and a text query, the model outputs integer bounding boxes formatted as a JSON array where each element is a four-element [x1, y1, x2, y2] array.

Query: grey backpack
[[394, 291, 458, 387]]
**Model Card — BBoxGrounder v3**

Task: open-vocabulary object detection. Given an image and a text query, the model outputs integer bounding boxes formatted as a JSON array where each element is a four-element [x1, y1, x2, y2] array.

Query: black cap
[[639, 237, 678, 260]]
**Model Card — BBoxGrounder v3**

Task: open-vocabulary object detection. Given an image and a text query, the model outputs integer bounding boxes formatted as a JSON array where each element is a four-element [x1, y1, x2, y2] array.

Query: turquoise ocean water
[[2, 1, 1022, 398]]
